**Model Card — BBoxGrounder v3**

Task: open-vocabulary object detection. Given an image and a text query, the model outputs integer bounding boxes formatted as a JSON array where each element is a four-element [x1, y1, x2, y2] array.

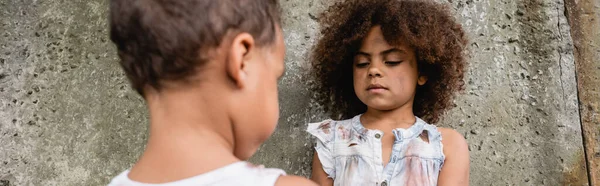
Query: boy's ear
[[226, 33, 255, 89], [417, 75, 428, 86]]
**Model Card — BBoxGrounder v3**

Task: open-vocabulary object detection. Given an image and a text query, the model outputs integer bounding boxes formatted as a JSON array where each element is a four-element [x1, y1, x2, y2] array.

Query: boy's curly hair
[[310, 0, 468, 123]]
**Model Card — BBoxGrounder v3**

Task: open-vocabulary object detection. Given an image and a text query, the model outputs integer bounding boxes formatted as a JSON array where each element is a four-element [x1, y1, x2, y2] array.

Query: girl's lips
[[367, 84, 387, 93], [367, 87, 387, 93], [367, 84, 387, 90]]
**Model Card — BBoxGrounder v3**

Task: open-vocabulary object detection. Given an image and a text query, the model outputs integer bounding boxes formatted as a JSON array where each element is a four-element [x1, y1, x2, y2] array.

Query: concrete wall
[[0, 0, 597, 185]]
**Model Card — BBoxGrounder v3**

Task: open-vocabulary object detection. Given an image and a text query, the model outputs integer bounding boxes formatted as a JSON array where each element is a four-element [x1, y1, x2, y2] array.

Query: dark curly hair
[[310, 0, 468, 124], [110, 0, 281, 95]]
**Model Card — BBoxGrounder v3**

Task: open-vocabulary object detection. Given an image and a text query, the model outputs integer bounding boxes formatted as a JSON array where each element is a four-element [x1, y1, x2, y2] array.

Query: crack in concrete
[[556, 4, 566, 102]]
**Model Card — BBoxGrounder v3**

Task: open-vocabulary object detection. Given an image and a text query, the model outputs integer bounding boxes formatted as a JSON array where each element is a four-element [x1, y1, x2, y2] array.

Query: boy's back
[[108, 0, 316, 185]]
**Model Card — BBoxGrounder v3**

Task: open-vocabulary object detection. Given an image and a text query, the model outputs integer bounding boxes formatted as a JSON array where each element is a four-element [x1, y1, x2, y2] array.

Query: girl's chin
[[365, 104, 399, 111]]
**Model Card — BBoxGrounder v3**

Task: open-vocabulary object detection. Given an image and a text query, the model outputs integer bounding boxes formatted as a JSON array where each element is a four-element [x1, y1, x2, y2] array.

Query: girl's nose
[[368, 65, 383, 77]]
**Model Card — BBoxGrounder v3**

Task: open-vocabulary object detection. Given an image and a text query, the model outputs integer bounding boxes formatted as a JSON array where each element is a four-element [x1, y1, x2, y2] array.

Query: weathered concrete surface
[[0, 0, 148, 185], [0, 0, 594, 185], [437, 0, 587, 185], [564, 0, 600, 185]]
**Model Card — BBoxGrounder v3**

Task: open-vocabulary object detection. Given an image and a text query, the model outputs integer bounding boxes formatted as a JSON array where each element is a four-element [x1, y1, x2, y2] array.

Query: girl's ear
[[418, 75, 428, 86]]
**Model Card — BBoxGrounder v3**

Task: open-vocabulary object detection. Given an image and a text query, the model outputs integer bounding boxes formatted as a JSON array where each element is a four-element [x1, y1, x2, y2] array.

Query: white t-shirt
[[108, 161, 286, 186]]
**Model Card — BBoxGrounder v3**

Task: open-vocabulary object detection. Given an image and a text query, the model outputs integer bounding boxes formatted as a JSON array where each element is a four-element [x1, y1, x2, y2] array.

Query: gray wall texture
[[0, 0, 598, 185]]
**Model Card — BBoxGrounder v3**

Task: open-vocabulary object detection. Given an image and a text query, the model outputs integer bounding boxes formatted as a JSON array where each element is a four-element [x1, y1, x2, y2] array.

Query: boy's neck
[[127, 86, 240, 183], [362, 102, 417, 130]]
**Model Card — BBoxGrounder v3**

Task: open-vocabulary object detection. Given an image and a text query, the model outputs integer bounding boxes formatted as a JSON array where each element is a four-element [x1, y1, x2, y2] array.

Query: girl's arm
[[437, 128, 470, 186], [275, 175, 318, 186], [311, 152, 334, 186]]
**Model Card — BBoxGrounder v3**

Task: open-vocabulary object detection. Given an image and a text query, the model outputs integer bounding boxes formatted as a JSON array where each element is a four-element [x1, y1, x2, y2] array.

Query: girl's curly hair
[[310, 0, 468, 124]]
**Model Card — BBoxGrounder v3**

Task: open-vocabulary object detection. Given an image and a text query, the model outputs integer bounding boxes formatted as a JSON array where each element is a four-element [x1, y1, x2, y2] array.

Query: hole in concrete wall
[[0, 180, 10, 186]]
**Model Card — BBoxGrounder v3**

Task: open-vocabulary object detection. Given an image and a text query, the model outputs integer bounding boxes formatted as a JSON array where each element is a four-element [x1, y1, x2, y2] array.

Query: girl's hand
[[438, 128, 470, 186]]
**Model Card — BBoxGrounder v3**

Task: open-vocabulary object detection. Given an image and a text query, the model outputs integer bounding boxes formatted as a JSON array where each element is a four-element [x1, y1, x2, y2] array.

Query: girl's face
[[353, 26, 427, 111]]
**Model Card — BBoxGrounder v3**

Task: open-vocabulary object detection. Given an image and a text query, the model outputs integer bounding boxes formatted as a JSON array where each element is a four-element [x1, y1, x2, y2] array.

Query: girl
[[307, 0, 469, 185]]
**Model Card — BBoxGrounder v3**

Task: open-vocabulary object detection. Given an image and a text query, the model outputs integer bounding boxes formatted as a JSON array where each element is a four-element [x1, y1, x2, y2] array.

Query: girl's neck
[[361, 104, 417, 130]]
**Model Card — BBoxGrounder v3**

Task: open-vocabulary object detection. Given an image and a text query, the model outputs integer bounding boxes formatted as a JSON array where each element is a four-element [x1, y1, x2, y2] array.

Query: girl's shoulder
[[306, 117, 356, 143], [437, 127, 466, 143], [437, 127, 468, 157]]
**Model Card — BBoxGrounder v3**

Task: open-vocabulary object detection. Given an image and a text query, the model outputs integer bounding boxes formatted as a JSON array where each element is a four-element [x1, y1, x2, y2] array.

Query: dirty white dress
[[307, 114, 445, 186]]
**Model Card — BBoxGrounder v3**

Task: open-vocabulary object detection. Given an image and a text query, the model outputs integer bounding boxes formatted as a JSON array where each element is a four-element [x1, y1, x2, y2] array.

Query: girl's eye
[[385, 61, 402, 66], [355, 62, 369, 68]]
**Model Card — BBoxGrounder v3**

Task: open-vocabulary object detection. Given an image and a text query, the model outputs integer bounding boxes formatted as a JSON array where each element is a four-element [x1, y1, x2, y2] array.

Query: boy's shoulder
[[108, 162, 307, 186]]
